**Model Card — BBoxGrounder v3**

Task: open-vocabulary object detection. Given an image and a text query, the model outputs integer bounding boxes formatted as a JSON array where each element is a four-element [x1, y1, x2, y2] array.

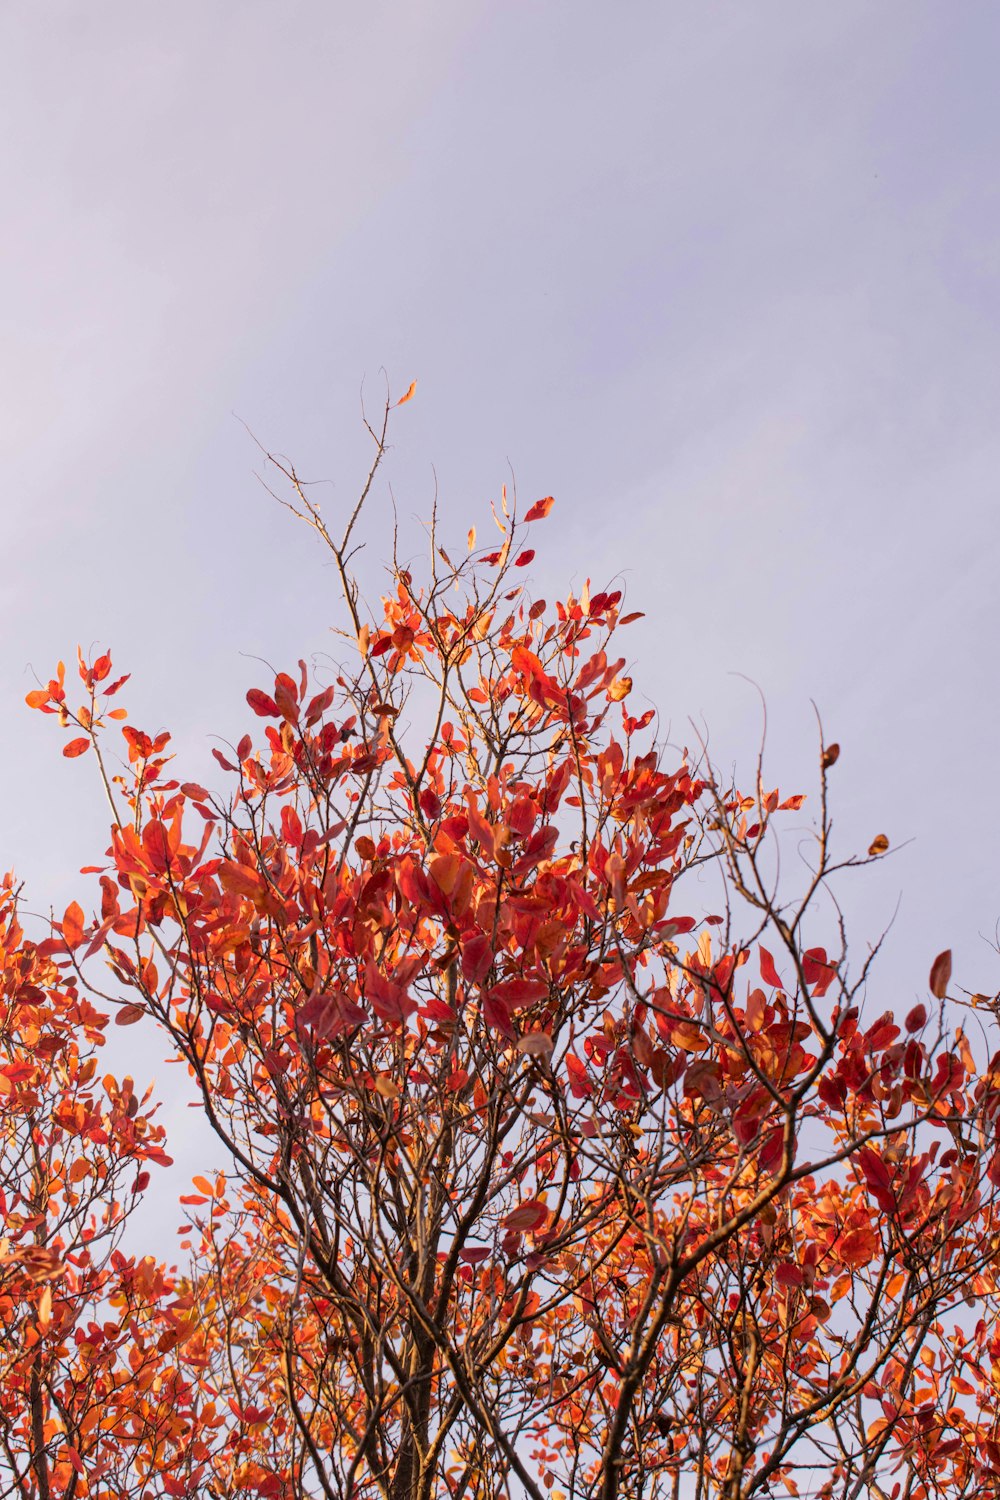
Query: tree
[[16, 396, 1000, 1500], [0, 872, 187, 1496]]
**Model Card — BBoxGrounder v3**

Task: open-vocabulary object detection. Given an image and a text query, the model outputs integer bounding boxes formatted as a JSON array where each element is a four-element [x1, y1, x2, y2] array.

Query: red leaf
[[905, 1003, 927, 1033], [803, 947, 836, 997], [502, 1199, 549, 1232], [759, 947, 784, 990], [524, 496, 555, 523], [273, 673, 299, 721], [115, 1004, 146, 1026], [246, 689, 278, 718], [461, 933, 494, 988], [488, 977, 549, 1008], [305, 685, 335, 724], [63, 737, 90, 758], [281, 804, 303, 847], [510, 645, 546, 682], [929, 950, 952, 1000], [483, 993, 515, 1037], [514, 549, 535, 567], [858, 1147, 891, 1193]]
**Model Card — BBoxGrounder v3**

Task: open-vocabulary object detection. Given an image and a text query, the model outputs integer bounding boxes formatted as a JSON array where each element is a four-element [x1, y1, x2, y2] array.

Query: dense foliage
[[8, 401, 1000, 1500]]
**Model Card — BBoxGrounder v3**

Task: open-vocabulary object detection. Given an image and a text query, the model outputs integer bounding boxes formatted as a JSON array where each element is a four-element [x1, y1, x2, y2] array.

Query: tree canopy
[[7, 400, 1000, 1500]]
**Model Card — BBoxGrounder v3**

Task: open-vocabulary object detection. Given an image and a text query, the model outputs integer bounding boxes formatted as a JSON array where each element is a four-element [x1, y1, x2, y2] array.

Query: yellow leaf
[[374, 1075, 400, 1100], [608, 676, 632, 702]]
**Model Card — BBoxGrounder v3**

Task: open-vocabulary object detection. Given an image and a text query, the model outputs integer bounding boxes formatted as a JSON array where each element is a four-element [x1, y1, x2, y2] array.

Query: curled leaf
[[929, 949, 952, 1000], [868, 833, 889, 856], [822, 742, 840, 770], [395, 380, 417, 406]]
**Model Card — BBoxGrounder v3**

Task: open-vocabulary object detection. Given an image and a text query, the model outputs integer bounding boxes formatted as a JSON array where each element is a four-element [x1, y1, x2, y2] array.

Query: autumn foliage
[[10, 398, 1000, 1499]]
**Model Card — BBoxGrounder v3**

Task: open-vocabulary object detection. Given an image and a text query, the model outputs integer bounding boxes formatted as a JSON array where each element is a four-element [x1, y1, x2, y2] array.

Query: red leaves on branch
[[17, 441, 1000, 1500]]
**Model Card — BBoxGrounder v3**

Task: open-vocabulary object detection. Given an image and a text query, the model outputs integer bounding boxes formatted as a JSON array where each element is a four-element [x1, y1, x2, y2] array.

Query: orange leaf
[[608, 676, 632, 701], [63, 737, 90, 758], [62, 901, 85, 948], [115, 1003, 146, 1026], [395, 380, 417, 406], [524, 496, 555, 523]]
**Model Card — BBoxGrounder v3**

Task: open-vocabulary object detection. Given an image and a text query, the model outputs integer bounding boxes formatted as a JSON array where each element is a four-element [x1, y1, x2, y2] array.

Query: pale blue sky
[[3, 2, 999, 1105]]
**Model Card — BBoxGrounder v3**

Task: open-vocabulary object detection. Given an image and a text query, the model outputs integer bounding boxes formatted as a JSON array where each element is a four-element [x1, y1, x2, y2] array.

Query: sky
[[2, 3, 999, 1182]]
